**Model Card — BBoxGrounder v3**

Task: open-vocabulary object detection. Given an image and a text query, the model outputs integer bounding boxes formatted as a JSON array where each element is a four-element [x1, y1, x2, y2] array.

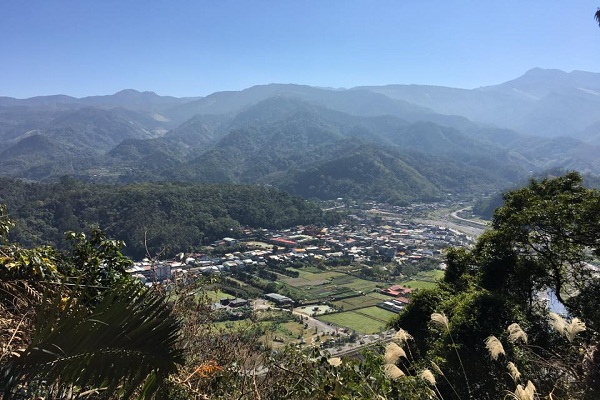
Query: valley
[[127, 199, 481, 352]]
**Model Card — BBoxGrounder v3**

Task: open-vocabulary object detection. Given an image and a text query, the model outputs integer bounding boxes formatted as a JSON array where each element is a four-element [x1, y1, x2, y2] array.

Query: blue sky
[[2, 1, 599, 98]]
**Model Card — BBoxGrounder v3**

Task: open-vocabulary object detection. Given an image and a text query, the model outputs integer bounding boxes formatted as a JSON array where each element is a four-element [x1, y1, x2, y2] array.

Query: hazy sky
[[2, 1, 599, 98]]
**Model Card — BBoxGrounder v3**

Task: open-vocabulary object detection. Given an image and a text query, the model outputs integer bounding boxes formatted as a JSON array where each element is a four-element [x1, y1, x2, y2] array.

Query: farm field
[[296, 305, 334, 316], [316, 310, 389, 334], [354, 306, 397, 322], [277, 265, 443, 303], [205, 290, 234, 301], [368, 292, 395, 300], [399, 280, 437, 290], [414, 269, 444, 281], [283, 269, 345, 284], [329, 275, 381, 292], [332, 294, 383, 311]]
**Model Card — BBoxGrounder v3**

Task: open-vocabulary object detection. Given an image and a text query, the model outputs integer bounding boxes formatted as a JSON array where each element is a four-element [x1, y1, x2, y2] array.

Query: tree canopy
[[393, 172, 600, 399]]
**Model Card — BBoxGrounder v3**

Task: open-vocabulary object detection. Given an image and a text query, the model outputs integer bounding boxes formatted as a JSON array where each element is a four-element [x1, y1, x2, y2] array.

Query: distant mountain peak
[[523, 67, 567, 76], [113, 89, 160, 98]]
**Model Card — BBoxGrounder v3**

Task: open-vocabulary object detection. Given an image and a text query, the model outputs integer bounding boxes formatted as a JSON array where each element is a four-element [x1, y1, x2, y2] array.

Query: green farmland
[[316, 306, 396, 334]]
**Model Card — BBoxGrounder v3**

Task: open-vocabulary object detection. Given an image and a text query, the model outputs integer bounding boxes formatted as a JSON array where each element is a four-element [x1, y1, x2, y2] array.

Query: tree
[[596, 8, 600, 26], [488, 172, 600, 322], [0, 204, 183, 399], [392, 172, 600, 399]]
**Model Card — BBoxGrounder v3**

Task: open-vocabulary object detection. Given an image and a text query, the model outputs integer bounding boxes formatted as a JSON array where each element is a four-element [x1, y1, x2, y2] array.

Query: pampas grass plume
[[431, 361, 444, 376], [485, 335, 505, 360], [394, 328, 413, 343], [507, 361, 521, 383], [549, 313, 586, 342], [507, 323, 528, 344], [565, 317, 586, 342], [327, 357, 342, 367], [385, 342, 406, 364], [513, 380, 536, 400], [419, 369, 436, 386], [384, 364, 405, 380], [430, 312, 449, 329], [548, 312, 566, 334]]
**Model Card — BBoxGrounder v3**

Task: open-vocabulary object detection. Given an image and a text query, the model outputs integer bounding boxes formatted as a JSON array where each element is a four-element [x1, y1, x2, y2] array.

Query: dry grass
[[384, 364, 405, 380], [485, 335, 505, 360], [430, 312, 449, 330], [384, 342, 406, 364], [507, 323, 528, 344]]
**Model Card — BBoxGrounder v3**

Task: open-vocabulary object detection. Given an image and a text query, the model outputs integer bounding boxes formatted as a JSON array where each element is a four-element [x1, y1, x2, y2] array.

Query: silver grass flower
[[393, 328, 413, 343], [430, 312, 449, 329], [485, 335, 505, 360], [507, 323, 528, 344], [327, 357, 342, 367], [565, 317, 586, 342], [513, 380, 536, 400], [548, 312, 566, 334], [549, 313, 586, 342], [419, 369, 436, 386], [384, 363, 405, 380], [431, 361, 444, 376], [384, 342, 406, 364], [507, 361, 521, 383]]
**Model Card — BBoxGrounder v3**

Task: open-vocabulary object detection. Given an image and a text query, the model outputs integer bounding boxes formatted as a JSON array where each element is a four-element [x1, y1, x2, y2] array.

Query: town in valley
[[127, 200, 485, 354]]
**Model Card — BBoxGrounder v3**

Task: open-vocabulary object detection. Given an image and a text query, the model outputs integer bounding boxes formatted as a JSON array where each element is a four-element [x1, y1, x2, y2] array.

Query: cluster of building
[[378, 284, 413, 313], [126, 202, 474, 293]]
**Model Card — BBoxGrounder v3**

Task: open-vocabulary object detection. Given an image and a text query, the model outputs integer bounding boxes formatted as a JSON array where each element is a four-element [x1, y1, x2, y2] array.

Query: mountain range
[[1, 68, 599, 204]]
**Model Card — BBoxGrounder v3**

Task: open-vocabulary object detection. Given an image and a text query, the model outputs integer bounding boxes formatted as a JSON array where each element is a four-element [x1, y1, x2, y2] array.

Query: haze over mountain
[[1, 68, 599, 204]]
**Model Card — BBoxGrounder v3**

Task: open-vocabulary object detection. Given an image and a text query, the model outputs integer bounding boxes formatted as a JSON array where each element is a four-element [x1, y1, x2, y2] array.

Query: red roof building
[[381, 284, 413, 297]]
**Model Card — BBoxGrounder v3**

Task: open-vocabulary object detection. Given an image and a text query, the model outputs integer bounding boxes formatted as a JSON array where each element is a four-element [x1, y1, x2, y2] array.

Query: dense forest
[[0, 177, 337, 258]]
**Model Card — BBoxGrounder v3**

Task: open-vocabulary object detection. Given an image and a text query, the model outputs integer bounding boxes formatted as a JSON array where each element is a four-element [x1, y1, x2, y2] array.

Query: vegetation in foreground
[[1, 171, 600, 399]]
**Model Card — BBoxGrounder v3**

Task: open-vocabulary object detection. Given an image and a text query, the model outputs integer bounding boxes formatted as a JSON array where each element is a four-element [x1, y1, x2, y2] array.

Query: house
[[229, 298, 249, 308], [265, 293, 294, 305], [381, 285, 413, 298], [271, 238, 297, 248]]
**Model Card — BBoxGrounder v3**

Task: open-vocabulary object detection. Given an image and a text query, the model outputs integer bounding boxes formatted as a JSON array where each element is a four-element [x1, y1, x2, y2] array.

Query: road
[[416, 207, 488, 238], [253, 301, 337, 336]]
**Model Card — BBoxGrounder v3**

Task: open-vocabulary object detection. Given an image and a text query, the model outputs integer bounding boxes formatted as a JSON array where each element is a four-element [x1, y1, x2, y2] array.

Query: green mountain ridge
[[1, 69, 599, 203]]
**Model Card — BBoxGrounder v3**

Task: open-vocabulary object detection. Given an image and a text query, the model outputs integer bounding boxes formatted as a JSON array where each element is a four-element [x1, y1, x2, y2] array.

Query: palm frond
[[595, 8, 600, 27], [1, 282, 183, 399]]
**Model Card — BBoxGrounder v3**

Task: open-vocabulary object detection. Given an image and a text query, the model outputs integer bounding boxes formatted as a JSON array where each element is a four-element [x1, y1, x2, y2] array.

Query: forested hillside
[[0, 178, 335, 258]]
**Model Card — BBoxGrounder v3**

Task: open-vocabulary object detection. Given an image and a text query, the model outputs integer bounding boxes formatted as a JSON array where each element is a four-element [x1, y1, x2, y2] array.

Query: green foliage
[[0, 204, 14, 240], [392, 172, 600, 400], [490, 172, 600, 318], [0, 179, 333, 258], [1, 282, 183, 399], [1, 205, 182, 399]]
